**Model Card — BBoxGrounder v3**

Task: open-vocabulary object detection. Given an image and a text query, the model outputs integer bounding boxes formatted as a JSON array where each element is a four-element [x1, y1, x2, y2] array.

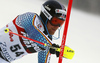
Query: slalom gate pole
[[58, 0, 73, 63]]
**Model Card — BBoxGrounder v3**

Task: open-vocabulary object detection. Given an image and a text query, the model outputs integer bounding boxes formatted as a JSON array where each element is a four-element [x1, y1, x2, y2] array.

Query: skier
[[0, 0, 66, 63]]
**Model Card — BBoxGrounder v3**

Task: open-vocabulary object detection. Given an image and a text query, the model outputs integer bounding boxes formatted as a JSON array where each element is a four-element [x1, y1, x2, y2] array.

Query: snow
[[0, 0, 100, 63]]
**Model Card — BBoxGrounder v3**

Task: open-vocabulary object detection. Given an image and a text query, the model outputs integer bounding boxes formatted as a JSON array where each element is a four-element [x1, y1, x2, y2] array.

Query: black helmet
[[40, 0, 66, 26]]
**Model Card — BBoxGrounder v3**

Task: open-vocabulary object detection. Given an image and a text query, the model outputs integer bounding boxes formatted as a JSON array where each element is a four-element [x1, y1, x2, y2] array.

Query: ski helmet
[[40, 0, 66, 27]]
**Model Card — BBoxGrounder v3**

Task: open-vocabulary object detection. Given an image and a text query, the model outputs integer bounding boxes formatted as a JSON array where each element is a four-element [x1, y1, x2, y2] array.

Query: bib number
[[10, 44, 24, 57]]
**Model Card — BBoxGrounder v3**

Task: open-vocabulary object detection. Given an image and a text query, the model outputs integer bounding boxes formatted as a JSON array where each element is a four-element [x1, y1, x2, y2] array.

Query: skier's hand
[[49, 44, 60, 57]]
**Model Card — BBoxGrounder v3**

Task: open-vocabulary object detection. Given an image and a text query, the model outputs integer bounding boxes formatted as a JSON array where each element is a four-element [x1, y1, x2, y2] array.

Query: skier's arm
[[15, 12, 51, 52]]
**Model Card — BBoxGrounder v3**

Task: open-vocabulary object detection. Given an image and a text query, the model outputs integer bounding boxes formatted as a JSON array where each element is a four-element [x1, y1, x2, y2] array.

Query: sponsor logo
[[45, 5, 51, 11], [6, 25, 14, 42], [37, 24, 42, 29], [9, 29, 14, 42], [30, 41, 42, 52], [67, 50, 74, 53], [0, 42, 15, 62], [43, 10, 50, 18], [21, 31, 42, 52]]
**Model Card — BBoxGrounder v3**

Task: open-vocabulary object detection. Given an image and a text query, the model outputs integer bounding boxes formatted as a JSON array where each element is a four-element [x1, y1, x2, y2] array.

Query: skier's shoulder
[[19, 12, 39, 18], [16, 12, 40, 25], [22, 12, 38, 16]]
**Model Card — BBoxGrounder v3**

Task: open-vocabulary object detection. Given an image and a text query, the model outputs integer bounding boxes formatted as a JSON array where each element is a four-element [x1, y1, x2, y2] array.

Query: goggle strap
[[52, 27, 61, 40], [41, 5, 52, 20]]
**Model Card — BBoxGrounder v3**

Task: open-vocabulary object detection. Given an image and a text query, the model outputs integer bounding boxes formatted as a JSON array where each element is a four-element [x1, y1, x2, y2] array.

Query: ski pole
[[4, 28, 75, 59], [4, 28, 46, 46], [4, 28, 61, 50]]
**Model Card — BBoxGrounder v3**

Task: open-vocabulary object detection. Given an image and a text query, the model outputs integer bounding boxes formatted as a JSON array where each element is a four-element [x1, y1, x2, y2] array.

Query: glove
[[49, 44, 60, 57]]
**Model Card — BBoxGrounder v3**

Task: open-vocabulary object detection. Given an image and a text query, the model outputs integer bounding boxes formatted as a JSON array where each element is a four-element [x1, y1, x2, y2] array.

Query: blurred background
[[0, 0, 100, 63], [57, 0, 100, 15]]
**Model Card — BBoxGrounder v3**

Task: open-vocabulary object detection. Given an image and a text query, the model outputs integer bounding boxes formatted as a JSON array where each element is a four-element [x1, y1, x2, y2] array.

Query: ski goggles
[[49, 17, 65, 27]]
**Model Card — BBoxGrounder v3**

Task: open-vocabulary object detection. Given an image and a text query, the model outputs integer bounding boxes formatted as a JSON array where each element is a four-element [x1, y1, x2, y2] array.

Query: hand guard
[[49, 44, 60, 57]]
